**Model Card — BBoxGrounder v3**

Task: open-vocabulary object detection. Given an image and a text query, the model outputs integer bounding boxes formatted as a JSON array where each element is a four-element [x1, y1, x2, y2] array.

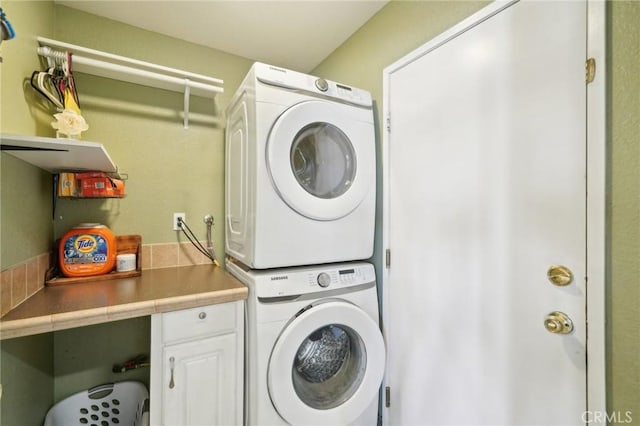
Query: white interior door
[[383, 1, 595, 425]]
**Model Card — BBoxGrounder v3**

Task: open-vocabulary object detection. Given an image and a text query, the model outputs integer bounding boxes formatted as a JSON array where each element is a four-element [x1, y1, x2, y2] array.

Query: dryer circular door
[[267, 300, 385, 425], [266, 100, 375, 221]]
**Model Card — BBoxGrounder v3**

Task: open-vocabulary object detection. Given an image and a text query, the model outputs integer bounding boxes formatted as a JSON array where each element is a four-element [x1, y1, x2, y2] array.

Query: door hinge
[[586, 58, 596, 84], [385, 249, 391, 268], [386, 116, 391, 132], [385, 386, 391, 407]]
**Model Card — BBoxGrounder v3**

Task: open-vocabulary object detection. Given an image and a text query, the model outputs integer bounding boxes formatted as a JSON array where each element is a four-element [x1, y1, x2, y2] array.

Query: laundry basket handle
[[87, 382, 114, 400]]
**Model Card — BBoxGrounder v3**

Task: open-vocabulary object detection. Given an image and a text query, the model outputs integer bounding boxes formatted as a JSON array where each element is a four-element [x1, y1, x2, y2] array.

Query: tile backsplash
[[1, 242, 214, 317], [1, 252, 50, 317], [145, 241, 213, 269]]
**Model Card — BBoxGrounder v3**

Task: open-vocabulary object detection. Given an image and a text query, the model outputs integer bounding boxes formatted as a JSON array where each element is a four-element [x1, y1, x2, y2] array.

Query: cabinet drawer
[[162, 302, 238, 344]]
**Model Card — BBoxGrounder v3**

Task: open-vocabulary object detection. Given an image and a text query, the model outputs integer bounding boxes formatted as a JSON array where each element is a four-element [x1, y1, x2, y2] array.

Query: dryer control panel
[[249, 261, 376, 299], [253, 62, 372, 108]]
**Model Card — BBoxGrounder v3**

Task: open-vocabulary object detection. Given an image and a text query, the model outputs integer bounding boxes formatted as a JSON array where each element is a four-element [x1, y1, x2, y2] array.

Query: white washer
[[226, 260, 385, 426], [225, 62, 376, 269]]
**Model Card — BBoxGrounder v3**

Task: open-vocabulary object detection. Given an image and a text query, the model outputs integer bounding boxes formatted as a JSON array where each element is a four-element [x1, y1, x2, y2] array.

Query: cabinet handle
[[169, 356, 175, 389]]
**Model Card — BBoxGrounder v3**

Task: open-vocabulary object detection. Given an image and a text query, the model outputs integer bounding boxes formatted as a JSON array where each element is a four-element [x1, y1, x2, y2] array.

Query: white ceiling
[[56, 1, 389, 72]]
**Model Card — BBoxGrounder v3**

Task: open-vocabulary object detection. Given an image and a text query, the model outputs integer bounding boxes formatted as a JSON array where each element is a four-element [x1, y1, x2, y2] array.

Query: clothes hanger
[[30, 70, 64, 109]]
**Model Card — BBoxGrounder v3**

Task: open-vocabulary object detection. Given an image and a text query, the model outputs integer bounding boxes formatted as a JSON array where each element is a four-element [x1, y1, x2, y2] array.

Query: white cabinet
[[150, 301, 244, 426]]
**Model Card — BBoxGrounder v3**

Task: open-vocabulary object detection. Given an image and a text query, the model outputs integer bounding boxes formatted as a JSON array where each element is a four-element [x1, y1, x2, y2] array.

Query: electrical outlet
[[173, 212, 186, 231]]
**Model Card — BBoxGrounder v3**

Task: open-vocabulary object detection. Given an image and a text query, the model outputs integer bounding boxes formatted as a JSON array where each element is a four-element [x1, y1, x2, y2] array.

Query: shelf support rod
[[184, 79, 190, 129], [36, 38, 224, 128]]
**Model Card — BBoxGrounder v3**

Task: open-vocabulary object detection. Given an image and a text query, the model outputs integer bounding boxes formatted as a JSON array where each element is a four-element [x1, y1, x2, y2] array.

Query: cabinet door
[[162, 333, 239, 426]]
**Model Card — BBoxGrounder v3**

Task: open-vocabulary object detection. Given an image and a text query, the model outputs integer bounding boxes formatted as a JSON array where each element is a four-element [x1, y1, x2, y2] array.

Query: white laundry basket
[[44, 381, 149, 426]]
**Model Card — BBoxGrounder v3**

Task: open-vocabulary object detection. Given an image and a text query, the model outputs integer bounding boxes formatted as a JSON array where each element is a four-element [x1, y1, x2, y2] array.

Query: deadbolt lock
[[547, 265, 573, 287], [544, 311, 574, 334]]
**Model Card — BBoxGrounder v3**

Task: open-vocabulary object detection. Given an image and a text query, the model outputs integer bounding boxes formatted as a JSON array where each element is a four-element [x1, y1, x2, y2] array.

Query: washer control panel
[[250, 262, 376, 298], [310, 267, 364, 289], [254, 62, 372, 107]]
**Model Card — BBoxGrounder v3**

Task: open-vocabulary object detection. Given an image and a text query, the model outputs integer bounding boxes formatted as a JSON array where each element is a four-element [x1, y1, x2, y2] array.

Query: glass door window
[[267, 301, 385, 425], [292, 324, 366, 410], [267, 100, 375, 221], [291, 123, 356, 199]]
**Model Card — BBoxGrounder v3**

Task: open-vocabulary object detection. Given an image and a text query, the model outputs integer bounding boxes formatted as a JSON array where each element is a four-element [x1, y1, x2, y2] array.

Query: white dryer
[[225, 62, 376, 269], [226, 259, 385, 426]]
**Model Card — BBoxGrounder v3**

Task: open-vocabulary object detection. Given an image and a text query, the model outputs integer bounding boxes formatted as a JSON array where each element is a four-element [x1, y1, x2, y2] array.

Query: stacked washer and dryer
[[224, 63, 385, 426]]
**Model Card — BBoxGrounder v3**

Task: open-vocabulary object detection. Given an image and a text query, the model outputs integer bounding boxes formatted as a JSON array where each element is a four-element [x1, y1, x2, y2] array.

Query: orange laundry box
[[76, 172, 126, 198], [57, 172, 79, 197]]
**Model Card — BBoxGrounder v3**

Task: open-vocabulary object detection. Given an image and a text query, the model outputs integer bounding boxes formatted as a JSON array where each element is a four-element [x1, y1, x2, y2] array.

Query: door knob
[[547, 265, 573, 286], [544, 311, 574, 334]]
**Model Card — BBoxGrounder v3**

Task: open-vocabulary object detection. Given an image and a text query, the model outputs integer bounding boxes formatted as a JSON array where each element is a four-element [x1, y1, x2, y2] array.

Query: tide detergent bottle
[[59, 223, 116, 277]]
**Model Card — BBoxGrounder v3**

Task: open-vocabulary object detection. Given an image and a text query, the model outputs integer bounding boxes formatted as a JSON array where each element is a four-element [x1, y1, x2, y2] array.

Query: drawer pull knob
[[199, 312, 207, 320], [169, 356, 175, 389]]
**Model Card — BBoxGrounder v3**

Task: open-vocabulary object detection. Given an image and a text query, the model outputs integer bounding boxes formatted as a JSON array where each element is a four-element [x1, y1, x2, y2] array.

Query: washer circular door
[[267, 300, 385, 425], [267, 100, 375, 221]]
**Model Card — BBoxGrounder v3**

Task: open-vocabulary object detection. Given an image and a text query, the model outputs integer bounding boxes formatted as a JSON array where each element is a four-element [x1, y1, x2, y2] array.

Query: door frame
[[380, 0, 606, 422]]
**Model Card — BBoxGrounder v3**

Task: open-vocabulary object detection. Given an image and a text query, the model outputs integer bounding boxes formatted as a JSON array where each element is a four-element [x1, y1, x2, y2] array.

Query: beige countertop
[[0, 264, 247, 340]]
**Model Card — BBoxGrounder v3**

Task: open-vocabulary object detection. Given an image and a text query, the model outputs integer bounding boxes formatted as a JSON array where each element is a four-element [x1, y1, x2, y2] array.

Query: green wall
[[50, 5, 254, 251], [0, 0, 54, 270], [52, 317, 151, 402], [0, 333, 54, 425], [314, 0, 640, 423], [1, 3, 56, 424], [607, 1, 640, 422]]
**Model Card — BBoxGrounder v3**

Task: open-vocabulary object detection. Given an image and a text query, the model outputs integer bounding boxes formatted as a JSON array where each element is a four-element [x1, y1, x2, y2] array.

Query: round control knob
[[315, 78, 329, 92], [317, 272, 331, 287]]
